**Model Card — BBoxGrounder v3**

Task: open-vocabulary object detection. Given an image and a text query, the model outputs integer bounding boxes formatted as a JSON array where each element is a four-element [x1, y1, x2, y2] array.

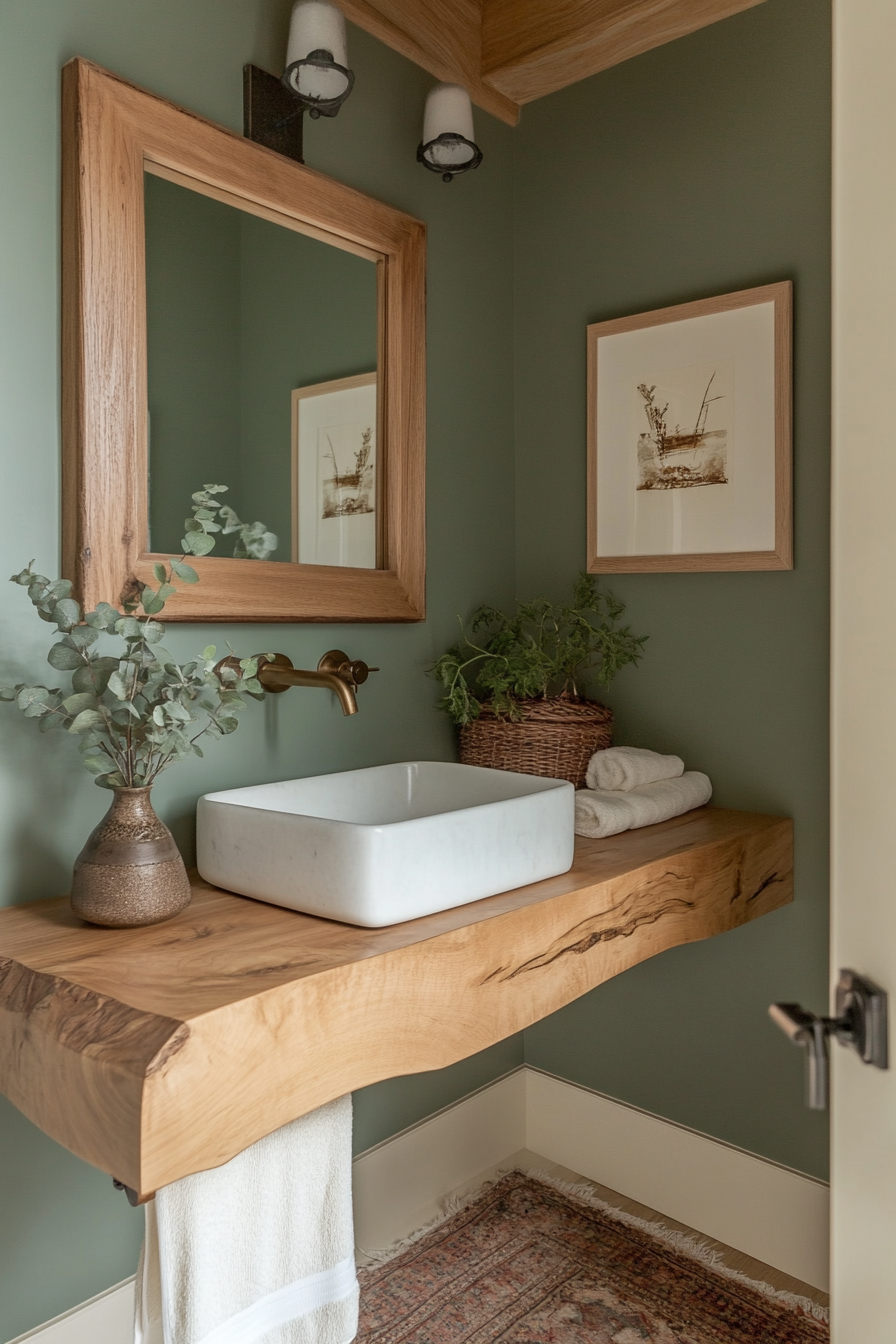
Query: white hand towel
[[134, 1095, 358, 1344], [574, 772, 712, 839], [586, 745, 685, 793]]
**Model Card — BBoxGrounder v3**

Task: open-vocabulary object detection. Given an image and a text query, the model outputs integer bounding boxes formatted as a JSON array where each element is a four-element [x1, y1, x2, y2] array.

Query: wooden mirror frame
[[62, 58, 426, 622]]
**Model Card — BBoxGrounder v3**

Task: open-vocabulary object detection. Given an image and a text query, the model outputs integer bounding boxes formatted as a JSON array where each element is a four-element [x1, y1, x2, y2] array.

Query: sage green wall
[[0, 5, 516, 1337], [145, 171, 377, 556], [515, 0, 831, 1180], [145, 176, 243, 554], [237, 211, 378, 544]]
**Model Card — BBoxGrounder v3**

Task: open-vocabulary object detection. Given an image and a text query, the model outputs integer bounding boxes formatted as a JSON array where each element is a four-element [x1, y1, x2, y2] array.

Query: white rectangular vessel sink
[[197, 760, 574, 927]]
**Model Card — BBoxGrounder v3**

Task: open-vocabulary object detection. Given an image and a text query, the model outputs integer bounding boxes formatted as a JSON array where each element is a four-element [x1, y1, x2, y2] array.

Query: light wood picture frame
[[62, 58, 426, 622], [587, 282, 792, 573]]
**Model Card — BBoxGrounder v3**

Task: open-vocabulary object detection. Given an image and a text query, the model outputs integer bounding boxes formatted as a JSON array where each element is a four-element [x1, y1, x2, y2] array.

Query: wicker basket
[[459, 697, 613, 788]]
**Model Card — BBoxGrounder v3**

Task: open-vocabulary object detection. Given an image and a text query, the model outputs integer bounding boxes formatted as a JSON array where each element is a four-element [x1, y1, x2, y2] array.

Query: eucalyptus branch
[[0, 483, 266, 789]]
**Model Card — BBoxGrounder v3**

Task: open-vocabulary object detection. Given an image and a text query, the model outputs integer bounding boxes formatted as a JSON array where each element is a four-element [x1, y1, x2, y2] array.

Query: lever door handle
[[769, 970, 888, 1111], [768, 1004, 829, 1109]]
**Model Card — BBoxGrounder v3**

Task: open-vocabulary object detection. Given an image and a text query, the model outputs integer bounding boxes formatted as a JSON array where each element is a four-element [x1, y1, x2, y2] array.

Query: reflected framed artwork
[[292, 373, 378, 568], [587, 282, 792, 573]]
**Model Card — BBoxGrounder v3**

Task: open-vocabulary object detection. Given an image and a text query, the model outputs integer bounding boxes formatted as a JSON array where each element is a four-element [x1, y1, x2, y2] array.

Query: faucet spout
[[258, 660, 358, 715]]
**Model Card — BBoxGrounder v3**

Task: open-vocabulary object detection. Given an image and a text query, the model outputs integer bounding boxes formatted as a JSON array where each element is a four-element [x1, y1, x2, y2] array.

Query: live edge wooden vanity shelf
[[0, 807, 792, 1202]]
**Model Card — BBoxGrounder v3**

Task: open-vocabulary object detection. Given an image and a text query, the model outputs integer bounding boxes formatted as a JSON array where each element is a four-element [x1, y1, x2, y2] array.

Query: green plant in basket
[[430, 573, 646, 726]]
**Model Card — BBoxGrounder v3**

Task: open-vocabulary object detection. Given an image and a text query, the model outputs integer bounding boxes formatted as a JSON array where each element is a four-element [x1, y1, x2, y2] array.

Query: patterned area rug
[[356, 1171, 828, 1344]]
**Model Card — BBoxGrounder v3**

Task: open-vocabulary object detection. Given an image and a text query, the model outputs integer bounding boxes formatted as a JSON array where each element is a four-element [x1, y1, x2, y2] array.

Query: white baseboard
[[352, 1068, 527, 1250], [524, 1067, 829, 1292], [8, 1065, 828, 1342], [5, 1279, 135, 1344]]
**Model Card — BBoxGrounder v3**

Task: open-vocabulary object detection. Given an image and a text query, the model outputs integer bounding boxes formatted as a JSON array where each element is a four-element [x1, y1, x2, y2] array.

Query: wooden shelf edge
[[0, 807, 792, 1197]]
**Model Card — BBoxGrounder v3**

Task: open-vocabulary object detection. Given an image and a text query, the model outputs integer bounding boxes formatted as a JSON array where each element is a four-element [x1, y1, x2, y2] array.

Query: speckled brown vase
[[70, 786, 191, 928]]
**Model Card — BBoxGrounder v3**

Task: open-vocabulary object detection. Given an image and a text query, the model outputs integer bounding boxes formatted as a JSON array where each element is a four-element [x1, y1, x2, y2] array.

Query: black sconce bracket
[[243, 64, 305, 164]]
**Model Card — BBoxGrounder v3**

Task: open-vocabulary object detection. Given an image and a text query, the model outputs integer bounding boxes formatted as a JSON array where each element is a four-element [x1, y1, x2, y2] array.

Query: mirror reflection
[[144, 170, 379, 566]]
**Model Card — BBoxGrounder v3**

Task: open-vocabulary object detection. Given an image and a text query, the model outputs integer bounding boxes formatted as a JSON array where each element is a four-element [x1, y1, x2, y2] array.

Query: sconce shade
[[283, 0, 353, 115], [418, 84, 483, 182]]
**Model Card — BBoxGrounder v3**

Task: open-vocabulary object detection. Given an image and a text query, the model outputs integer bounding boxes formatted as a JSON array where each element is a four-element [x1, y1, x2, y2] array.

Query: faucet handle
[[317, 650, 378, 687], [345, 659, 379, 686]]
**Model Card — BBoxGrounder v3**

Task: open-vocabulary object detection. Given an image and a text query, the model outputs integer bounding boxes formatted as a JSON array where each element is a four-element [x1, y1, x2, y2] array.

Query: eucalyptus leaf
[[68, 709, 105, 733], [47, 641, 83, 671], [17, 686, 51, 715], [82, 754, 112, 775], [154, 562, 168, 583], [115, 617, 143, 638], [170, 560, 198, 584], [61, 692, 99, 716], [86, 602, 121, 631], [71, 665, 96, 695], [142, 620, 165, 644], [68, 625, 99, 650], [52, 598, 81, 631], [186, 533, 215, 557], [163, 701, 193, 723], [107, 670, 130, 700], [141, 589, 165, 616]]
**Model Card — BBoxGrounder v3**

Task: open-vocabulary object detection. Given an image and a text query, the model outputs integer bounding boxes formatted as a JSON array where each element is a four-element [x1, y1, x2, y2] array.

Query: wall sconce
[[243, 0, 354, 165], [283, 0, 354, 118], [417, 84, 483, 183]]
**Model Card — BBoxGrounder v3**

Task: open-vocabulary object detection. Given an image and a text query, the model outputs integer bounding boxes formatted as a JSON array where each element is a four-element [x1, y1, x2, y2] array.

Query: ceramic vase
[[70, 786, 192, 928]]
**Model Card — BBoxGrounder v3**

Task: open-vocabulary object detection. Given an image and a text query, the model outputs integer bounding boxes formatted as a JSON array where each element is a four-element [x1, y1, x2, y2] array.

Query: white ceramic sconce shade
[[418, 83, 483, 181], [284, 0, 352, 110]]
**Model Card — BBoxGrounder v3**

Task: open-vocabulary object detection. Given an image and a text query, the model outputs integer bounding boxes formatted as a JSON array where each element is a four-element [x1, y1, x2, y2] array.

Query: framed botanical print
[[587, 282, 792, 572], [291, 372, 378, 568]]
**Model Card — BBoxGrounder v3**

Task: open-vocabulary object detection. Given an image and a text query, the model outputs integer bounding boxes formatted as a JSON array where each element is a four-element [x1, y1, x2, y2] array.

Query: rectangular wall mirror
[[62, 58, 425, 622]]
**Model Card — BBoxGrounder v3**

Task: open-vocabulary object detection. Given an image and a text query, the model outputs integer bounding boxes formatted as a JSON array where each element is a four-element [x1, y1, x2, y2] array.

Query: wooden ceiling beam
[[339, 0, 521, 125], [480, 0, 767, 105], [341, 0, 769, 124]]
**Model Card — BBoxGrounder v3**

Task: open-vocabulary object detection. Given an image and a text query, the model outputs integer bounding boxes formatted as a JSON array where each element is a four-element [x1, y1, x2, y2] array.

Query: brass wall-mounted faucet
[[216, 650, 378, 716]]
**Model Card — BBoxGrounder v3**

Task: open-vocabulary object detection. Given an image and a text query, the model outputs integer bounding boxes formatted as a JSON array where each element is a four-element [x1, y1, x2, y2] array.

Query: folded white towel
[[134, 1096, 358, 1344], [574, 772, 712, 839], [586, 745, 685, 793]]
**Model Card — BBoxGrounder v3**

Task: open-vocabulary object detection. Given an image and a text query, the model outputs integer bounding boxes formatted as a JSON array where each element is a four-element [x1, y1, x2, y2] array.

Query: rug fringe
[[521, 1169, 829, 1326], [357, 1166, 828, 1326]]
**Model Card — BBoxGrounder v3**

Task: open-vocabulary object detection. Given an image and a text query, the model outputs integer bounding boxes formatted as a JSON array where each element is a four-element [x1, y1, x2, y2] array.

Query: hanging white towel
[[585, 745, 685, 793], [574, 771, 712, 839], [134, 1095, 359, 1344]]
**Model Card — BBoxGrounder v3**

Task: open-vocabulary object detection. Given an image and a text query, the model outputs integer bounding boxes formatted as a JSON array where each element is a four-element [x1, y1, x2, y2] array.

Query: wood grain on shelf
[[62, 58, 426, 624], [480, 0, 767, 104], [0, 808, 792, 1198]]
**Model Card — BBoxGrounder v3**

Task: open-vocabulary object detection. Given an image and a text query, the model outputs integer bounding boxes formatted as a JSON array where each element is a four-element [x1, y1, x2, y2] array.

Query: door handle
[[769, 969, 888, 1110]]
